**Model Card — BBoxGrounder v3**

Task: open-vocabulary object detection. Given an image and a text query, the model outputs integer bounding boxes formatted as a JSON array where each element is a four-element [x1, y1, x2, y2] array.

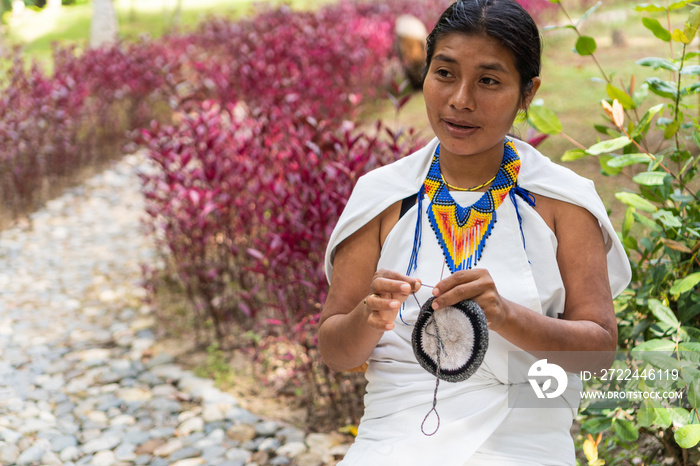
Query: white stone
[[91, 449, 117, 466], [115, 388, 152, 402], [153, 438, 183, 457], [60, 445, 81, 462], [110, 414, 136, 426], [41, 449, 62, 465], [177, 417, 204, 436], [170, 459, 206, 466], [277, 441, 307, 458]]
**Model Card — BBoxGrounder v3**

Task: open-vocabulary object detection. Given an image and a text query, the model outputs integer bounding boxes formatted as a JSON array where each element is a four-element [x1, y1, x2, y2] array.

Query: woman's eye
[[436, 69, 452, 78], [481, 77, 499, 85]]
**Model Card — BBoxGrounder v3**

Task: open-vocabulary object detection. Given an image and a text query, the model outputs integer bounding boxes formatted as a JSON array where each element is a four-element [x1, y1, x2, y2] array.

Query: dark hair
[[423, 0, 541, 105]]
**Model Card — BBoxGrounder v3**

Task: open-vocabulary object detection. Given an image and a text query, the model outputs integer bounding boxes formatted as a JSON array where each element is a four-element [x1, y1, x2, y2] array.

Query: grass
[[2, 0, 336, 66]]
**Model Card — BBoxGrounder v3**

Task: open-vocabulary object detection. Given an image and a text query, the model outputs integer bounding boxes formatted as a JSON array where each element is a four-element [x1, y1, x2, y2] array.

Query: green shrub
[[531, 1, 700, 464]]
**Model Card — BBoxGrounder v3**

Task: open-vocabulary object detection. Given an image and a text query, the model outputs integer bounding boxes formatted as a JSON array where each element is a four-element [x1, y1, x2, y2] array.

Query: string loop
[[421, 315, 443, 436]]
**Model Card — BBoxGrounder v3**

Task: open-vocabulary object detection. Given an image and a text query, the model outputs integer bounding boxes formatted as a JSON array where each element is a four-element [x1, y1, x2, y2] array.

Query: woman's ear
[[521, 77, 542, 110]]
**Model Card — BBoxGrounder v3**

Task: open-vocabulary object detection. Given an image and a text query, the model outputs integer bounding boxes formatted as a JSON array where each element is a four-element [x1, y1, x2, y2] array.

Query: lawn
[[2, 0, 335, 64]]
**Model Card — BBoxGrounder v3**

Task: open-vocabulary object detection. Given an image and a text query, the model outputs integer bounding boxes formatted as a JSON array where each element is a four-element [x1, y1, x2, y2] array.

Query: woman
[[319, 1, 631, 464]]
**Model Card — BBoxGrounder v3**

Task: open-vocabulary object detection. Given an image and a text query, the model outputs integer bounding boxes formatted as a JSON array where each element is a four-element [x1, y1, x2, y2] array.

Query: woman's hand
[[430, 268, 509, 331], [364, 269, 422, 331]]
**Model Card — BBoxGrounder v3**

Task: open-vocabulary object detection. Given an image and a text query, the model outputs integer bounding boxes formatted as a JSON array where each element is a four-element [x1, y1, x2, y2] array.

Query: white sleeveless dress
[[325, 138, 631, 465]]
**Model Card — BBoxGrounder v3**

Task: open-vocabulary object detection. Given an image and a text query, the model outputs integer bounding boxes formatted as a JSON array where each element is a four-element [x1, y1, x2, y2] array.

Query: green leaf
[[576, 1, 602, 27], [527, 105, 562, 135], [613, 419, 639, 442], [636, 4, 667, 13], [681, 81, 700, 96], [594, 124, 621, 138], [679, 341, 700, 355], [541, 24, 575, 32], [636, 57, 679, 71], [622, 207, 635, 237], [642, 17, 672, 41], [637, 398, 658, 427], [669, 0, 694, 9], [581, 416, 612, 434], [683, 5, 700, 43], [648, 299, 679, 327], [632, 339, 676, 352], [575, 36, 597, 56], [616, 192, 657, 212], [680, 64, 700, 75], [638, 352, 682, 371], [561, 149, 587, 162], [607, 153, 653, 168], [688, 380, 700, 409], [653, 210, 682, 228], [671, 192, 694, 203], [606, 84, 637, 109], [675, 424, 700, 449], [587, 136, 631, 155], [647, 77, 679, 99], [656, 404, 672, 428], [633, 171, 669, 186], [631, 103, 665, 139], [664, 119, 681, 139], [599, 155, 622, 176], [670, 272, 700, 296], [633, 211, 663, 231], [667, 407, 691, 427], [623, 236, 639, 251]]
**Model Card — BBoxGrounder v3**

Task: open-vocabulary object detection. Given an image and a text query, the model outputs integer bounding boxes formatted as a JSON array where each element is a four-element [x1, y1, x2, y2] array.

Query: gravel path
[[0, 155, 348, 466]]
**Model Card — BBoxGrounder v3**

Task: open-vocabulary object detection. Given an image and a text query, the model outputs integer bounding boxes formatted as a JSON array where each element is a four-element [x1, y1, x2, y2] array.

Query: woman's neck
[[439, 146, 504, 191]]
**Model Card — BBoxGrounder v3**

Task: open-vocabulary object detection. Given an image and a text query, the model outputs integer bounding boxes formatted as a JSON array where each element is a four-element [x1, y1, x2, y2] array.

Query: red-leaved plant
[[1, 0, 557, 428]]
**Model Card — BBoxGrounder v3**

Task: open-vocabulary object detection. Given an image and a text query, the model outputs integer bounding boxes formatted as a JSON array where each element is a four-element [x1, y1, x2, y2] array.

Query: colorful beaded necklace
[[423, 138, 521, 273]]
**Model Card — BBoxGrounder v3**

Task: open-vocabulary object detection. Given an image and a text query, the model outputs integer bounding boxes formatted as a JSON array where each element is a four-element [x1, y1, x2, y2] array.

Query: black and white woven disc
[[411, 297, 489, 382]]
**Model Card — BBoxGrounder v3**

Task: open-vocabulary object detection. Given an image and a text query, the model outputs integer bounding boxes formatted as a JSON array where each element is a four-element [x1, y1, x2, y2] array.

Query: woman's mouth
[[443, 119, 478, 134]]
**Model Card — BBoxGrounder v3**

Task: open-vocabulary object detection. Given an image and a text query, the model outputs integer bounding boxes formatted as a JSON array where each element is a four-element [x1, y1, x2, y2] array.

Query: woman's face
[[423, 33, 538, 162]]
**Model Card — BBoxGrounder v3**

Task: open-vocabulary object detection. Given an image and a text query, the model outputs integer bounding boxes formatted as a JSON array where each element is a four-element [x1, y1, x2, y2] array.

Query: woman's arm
[[429, 196, 617, 371], [319, 205, 421, 372]]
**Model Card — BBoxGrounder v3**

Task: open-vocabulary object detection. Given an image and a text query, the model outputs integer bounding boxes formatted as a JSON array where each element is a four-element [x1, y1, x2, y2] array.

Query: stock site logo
[[528, 359, 568, 399]]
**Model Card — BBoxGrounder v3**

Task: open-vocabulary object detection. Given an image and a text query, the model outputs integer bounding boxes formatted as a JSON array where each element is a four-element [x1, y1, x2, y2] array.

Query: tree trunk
[[90, 0, 119, 48], [172, 0, 183, 31]]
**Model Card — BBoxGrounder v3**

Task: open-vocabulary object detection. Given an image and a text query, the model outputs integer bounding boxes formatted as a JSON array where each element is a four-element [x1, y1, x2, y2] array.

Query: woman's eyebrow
[[432, 53, 458, 64], [479, 62, 508, 72], [433, 54, 509, 73]]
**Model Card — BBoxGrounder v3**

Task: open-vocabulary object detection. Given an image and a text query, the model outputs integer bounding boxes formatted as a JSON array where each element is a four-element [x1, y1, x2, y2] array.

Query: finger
[[374, 269, 422, 293], [432, 269, 479, 297], [364, 294, 401, 331], [431, 282, 480, 311], [371, 277, 413, 298], [367, 310, 397, 331], [365, 293, 402, 311]]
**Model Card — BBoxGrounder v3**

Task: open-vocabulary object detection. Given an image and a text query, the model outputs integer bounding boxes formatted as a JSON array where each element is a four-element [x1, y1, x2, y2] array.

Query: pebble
[[0, 154, 353, 464]]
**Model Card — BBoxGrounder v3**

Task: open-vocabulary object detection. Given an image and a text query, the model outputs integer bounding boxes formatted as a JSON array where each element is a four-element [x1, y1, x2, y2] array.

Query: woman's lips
[[443, 119, 479, 135]]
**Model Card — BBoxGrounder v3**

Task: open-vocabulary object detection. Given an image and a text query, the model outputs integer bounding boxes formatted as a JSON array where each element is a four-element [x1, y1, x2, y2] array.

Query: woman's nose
[[449, 80, 476, 111]]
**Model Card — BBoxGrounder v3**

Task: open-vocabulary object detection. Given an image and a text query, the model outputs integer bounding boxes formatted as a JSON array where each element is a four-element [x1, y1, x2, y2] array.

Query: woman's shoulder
[[356, 138, 438, 188]]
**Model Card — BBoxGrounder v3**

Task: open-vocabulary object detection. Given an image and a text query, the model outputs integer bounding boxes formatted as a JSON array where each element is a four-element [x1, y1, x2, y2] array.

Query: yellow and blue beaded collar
[[422, 138, 521, 273]]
